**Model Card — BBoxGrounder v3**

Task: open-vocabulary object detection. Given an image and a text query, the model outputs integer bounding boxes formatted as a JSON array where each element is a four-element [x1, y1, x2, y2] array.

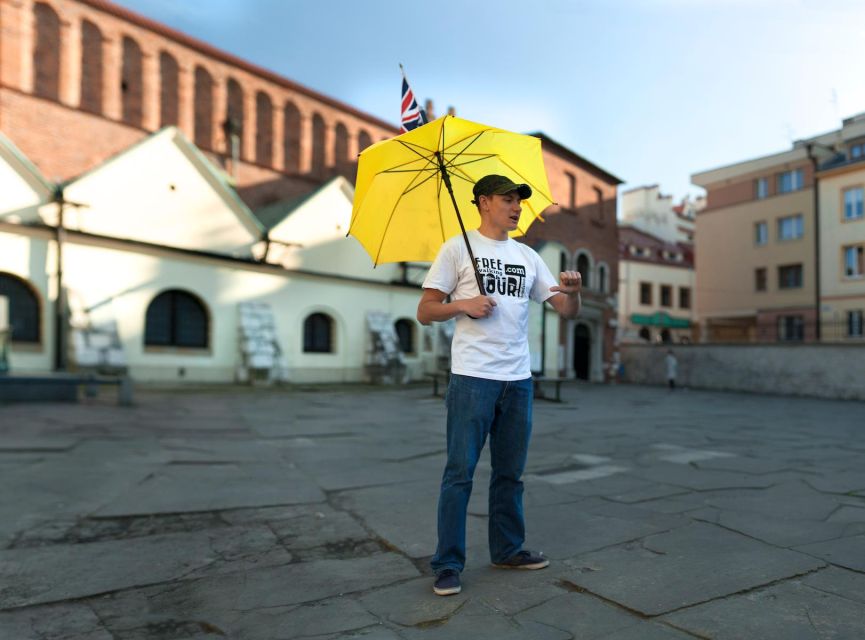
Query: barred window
[[777, 315, 804, 342], [303, 313, 333, 353], [394, 319, 414, 354], [0, 273, 40, 343], [144, 290, 208, 348]]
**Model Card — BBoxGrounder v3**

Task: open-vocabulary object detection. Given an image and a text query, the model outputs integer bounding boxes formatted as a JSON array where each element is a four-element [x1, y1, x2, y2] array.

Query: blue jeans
[[430, 373, 534, 574]]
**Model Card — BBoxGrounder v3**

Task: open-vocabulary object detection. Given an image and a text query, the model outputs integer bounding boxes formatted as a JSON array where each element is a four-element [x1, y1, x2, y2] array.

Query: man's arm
[[547, 270, 582, 319], [417, 288, 496, 325]]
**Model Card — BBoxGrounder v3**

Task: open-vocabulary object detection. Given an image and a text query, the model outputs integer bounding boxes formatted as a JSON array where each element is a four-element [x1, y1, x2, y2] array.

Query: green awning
[[631, 312, 691, 329]]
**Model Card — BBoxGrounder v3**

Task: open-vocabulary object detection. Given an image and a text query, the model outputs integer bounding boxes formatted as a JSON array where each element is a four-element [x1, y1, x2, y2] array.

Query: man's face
[[481, 192, 522, 231]]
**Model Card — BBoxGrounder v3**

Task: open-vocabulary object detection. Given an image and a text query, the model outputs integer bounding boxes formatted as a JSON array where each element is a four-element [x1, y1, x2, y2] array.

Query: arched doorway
[[573, 323, 590, 380]]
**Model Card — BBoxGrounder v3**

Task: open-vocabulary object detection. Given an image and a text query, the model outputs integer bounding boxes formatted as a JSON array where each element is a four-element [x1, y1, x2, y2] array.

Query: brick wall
[[0, 0, 398, 207]]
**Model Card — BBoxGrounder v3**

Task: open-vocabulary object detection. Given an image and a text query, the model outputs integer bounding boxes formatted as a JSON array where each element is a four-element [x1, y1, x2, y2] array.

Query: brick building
[[0, 0, 625, 383], [521, 134, 622, 381], [0, 0, 397, 208]]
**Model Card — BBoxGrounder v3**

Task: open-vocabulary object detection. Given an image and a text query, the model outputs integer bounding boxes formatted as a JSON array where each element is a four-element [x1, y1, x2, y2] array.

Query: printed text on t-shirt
[[475, 257, 527, 298]]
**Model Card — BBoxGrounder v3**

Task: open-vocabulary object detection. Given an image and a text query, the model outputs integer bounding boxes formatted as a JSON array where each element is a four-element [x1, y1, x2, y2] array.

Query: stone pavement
[[1, 382, 864, 639]]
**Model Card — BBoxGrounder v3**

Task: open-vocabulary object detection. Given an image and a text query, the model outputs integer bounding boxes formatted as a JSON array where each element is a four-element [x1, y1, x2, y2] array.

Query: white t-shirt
[[423, 230, 558, 381]]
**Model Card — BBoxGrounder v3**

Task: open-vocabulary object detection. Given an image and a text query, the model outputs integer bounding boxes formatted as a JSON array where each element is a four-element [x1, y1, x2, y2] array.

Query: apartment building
[[618, 225, 696, 343], [692, 111, 865, 343], [818, 133, 865, 342]]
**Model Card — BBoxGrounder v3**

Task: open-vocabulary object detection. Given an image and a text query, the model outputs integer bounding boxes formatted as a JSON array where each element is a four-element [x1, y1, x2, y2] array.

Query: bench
[[428, 371, 450, 397], [0, 373, 133, 406], [533, 376, 568, 403], [429, 372, 567, 403]]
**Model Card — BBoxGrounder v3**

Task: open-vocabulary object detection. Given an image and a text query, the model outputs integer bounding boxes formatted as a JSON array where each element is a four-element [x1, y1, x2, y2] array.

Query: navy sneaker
[[492, 550, 550, 570], [433, 569, 461, 596]]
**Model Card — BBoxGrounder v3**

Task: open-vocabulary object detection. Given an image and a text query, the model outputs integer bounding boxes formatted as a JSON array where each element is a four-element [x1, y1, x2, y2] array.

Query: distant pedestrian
[[665, 349, 678, 390]]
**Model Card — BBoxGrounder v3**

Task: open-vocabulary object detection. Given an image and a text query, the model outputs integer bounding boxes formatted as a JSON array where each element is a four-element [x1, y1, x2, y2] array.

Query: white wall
[[0, 228, 431, 383]]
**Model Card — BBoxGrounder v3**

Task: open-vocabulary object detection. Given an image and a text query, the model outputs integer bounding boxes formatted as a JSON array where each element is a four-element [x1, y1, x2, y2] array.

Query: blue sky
[[115, 0, 865, 202]]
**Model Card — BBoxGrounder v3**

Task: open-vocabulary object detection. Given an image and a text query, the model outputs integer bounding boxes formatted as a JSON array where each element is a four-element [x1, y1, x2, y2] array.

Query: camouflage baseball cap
[[471, 174, 532, 203]]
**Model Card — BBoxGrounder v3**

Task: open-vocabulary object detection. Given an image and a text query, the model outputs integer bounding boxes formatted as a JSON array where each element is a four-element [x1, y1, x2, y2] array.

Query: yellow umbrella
[[348, 114, 555, 292]]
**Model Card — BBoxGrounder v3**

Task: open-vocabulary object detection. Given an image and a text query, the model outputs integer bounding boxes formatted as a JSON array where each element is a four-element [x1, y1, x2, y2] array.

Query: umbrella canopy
[[348, 115, 555, 266]]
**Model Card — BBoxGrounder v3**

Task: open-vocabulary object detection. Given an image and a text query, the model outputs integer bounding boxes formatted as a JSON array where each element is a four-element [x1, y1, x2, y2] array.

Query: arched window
[[303, 313, 333, 353], [394, 319, 414, 354], [597, 264, 608, 293], [311, 113, 326, 177], [226, 78, 245, 158], [334, 122, 349, 175], [577, 253, 591, 289], [144, 290, 208, 348], [358, 129, 373, 153], [159, 51, 179, 127], [255, 91, 273, 165], [80, 20, 103, 114], [0, 273, 40, 343], [121, 36, 143, 127], [639, 327, 651, 341], [283, 101, 301, 173], [33, 3, 61, 100], [559, 251, 568, 274], [194, 66, 214, 148]]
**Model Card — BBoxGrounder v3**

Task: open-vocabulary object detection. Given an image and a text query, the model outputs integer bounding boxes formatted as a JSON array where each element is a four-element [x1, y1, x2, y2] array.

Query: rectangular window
[[755, 177, 769, 199], [777, 214, 803, 240], [844, 245, 864, 277], [778, 264, 803, 289], [679, 287, 691, 309], [776, 169, 804, 194], [594, 186, 604, 223], [844, 187, 864, 221], [755, 221, 768, 245], [639, 282, 652, 305], [755, 268, 767, 291], [660, 285, 672, 307], [566, 172, 576, 209], [777, 315, 804, 342], [851, 143, 864, 160], [849, 310, 864, 337]]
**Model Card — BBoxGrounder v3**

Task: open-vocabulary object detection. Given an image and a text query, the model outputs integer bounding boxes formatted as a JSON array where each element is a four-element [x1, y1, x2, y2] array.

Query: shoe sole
[[491, 559, 550, 570], [433, 585, 462, 596]]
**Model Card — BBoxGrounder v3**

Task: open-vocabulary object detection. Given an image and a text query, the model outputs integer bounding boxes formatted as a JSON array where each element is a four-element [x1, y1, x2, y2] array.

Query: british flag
[[400, 72, 427, 133]]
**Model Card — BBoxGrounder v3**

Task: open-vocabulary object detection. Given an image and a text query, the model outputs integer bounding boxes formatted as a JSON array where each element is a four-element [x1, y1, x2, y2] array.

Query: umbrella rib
[[496, 156, 555, 202]]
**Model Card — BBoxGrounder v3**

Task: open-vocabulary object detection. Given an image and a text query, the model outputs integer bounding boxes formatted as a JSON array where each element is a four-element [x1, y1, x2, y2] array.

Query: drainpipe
[[805, 144, 821, 342], [53, 186, 67, 371]]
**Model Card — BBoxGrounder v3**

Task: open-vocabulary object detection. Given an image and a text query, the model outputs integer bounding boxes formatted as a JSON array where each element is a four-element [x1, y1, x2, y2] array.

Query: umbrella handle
[[436, 152, 486, 298]]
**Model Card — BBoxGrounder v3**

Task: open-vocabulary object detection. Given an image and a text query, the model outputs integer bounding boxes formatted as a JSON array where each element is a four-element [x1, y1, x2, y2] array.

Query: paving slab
[[525, 502, 669, 559], [1, 384, 864, 639], [94, 463, 325, 516], [90, 553, 419, 628], [562, 522, 825, 615], [0, 525, 290, 609], [795, 533, 865, 572], [663, 578, 865, 639], [0, 602, 112, 640], [802, 566, 865, 604]]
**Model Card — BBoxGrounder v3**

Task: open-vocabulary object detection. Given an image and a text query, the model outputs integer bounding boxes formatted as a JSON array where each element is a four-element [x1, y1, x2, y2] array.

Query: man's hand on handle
[[461, 295, 497, 319]]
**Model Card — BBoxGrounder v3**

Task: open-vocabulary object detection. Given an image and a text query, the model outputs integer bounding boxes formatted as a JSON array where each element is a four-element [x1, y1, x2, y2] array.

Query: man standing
[[665, 349, 678, 390], [417, 175, 582, 596]]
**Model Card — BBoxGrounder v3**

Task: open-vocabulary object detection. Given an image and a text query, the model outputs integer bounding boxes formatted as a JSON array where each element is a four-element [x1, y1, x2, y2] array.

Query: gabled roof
[[253, 176, 352, 231], [0, 131, 54, 198], [65, 126, 263, 238], [59, 127, 266, 256]]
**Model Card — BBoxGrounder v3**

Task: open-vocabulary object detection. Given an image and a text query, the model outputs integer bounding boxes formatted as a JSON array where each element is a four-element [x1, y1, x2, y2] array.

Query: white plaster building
[[0, 128, 568, 384]]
